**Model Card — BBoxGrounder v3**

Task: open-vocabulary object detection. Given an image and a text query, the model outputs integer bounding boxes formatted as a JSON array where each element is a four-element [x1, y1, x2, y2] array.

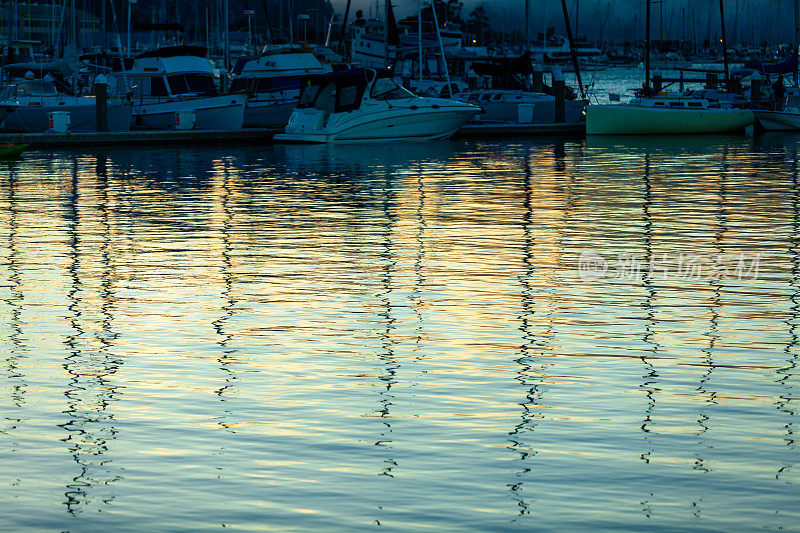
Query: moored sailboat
[[585, 0, 754, 135]]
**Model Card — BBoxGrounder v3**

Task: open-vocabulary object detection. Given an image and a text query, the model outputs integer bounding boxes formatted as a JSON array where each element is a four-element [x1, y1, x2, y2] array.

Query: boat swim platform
[[0, 128, 280, 147], [454, 121, 586, 138]]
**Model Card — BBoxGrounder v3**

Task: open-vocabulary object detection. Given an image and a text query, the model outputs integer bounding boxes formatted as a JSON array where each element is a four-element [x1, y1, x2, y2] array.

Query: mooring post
[[653, 70, 662, 93], [532, 64, 544, 93], [707, 72, 718, 89], [94, 74, 108, 132], [554, 71, 566, 123], [750, 74, 761, 107]]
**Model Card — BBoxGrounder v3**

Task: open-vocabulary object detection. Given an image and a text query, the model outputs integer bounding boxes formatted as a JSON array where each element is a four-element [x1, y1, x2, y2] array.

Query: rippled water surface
[[1, 134, 798, 531]]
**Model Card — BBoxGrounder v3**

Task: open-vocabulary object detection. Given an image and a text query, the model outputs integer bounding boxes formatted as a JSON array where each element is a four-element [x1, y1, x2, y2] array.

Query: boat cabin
[[229, 48, 328, 95], [112, 46, 219, 101], [297, 69, 414, 115]]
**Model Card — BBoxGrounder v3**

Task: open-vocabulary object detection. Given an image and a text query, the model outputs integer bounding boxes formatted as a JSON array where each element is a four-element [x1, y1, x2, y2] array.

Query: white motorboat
[[229, 46, 330, 128], [0, 76, 131, 132], [274, 68, 480, 143], [110, 46, 246, 130], [586, 93, 754, 135]]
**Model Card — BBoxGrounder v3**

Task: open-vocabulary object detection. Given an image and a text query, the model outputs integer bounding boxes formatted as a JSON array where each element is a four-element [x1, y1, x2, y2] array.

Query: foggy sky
[[331, 0, 800, 43]]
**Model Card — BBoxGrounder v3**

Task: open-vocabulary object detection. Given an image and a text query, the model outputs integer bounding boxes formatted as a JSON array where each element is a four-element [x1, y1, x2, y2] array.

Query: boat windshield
[[298, 79, 365, 113], [370, 78, 414, 100], [167, 74, 218, 96], [15, 81, 58, 97]]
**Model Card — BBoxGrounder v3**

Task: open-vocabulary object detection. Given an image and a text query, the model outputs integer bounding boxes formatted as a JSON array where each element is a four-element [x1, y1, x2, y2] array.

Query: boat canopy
[[136, 46, 208, 60], [297, 68, 392, 113]]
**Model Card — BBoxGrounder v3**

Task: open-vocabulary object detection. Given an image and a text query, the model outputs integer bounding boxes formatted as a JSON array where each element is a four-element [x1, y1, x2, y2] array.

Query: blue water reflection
[[0, 136, 797, 531]]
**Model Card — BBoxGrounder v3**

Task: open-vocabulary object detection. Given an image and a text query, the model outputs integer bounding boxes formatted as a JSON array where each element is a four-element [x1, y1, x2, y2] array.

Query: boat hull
[[754, 110, 800, 131], [0, 143, 27, 159], [243, 98, 297, 128], [586, 105, 754, 135], [1, 102, 132, 132], [275, 106, 477, 143], [131, 95, 246, 130]]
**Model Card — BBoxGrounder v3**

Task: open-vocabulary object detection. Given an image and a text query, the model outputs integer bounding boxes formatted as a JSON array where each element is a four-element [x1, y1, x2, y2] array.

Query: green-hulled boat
[[0, 143, 28, 159]]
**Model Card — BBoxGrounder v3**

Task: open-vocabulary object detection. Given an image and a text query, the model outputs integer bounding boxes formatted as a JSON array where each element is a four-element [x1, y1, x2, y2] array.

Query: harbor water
[[1, 134, 798, 531]]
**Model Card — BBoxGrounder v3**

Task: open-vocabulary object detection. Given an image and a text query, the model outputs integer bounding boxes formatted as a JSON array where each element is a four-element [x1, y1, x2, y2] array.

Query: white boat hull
[[276, 105, 477, 143], [243, 97, 298, 128], [131, 95, 246, 130], [754, 110, 800, 131], [586, 105, 754, 135]]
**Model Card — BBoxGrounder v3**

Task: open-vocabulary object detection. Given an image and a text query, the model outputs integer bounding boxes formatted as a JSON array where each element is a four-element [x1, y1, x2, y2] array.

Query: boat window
[[185, 75, 218, 96], [257, 76, 303, 92], [314, 83, 337, 114], [654, 101, 665, 106], [150, 76, 168, 96], [167, 75, 189, 94], [481, 93, 492, 101], [371, 77, 414, 100], [493, 94, 503, 100], [297, 82, 322, 107], [668, 101, 684, 107], [337, 85, 361, 109], [229, 78, 250, 93], [687, 101, 702, 107]]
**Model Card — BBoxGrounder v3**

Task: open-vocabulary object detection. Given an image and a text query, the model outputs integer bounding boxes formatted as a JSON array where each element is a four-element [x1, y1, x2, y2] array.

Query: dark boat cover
[[744, 54, 798, 75]]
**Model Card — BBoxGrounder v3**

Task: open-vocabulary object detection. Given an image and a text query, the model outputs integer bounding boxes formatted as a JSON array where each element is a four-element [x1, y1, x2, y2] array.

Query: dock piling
[[94, 74, 108, 132], [653, 71, 663, 93], [554, 73, 566, 123], [750, 75, 761, 107], [706, 72, 718, 90], [532, 65, 544, 93]]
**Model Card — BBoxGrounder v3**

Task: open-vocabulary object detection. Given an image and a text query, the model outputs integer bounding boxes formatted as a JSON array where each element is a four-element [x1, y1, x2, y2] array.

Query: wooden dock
[[0, 128, 279, 147]]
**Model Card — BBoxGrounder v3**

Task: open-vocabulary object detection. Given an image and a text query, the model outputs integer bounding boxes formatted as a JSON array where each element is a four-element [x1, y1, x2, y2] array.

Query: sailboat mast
[[127, 0, 132, 55], [224, 0, 230, 70], [418, 0, 423, 82], [525, 0, 529, 45], [429, 0, 451, 96], [340, 0, 352, 55], [719, 0, 729, 86], [385, 0, 390, 66], [645, 0, 651, 88], [795, 0, 799, 86], [560, 0, 585, 99]]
